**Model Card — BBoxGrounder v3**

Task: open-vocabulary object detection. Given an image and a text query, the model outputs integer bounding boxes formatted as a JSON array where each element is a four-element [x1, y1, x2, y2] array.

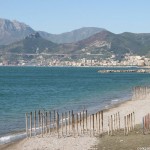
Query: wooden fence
[[143, 113, 150, 134], [124, 112, 135, 135], [107, 111, 135, 136], [132, 86, 150, 100], [25, 110, 104, 138], [107, 112, 121, 135]]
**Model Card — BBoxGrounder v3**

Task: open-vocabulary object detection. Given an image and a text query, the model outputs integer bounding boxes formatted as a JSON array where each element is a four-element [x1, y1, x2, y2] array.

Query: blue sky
[[0, 0, 150, 34]]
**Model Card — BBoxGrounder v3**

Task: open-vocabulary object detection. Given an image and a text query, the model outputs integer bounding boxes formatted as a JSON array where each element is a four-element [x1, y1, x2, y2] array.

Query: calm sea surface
[[0, 66, 150, 138]]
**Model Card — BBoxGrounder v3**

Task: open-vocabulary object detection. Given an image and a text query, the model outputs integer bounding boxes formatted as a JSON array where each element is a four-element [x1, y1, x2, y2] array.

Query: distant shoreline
[[0, 65, 144, 68]]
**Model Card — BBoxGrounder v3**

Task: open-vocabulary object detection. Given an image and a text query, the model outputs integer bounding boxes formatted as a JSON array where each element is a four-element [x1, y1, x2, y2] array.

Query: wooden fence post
[[69, 111, 70, 134], [92, 114, 94, 136], [99, 111, 101, 134], [56, 112, 59, 138], [128, 114, 131, 131], [96, 113, 98, 133], [83, 110, 84, 134], [41, 113, 43, 137], [61, 112, 63, 136], [124, 116, 126, 135], [101, 111, 103, 133], [25, 113, 28, 137], [72, 110, 74, 134], [53, 110, 55, 132], [143, 117, 145, 134], [34, 111, 36, 134], [113, 114, 116, 132], [72, 113, 75, 137], [76, 113, 79, 135], [65, 112, 67, 136], [118, 112, 120, 130], [133, 111, 135, 130], [86, 110, 88, 132], [46, 112, 48, 134], [131, 113, 133, 131], [111, 115, 113, 136], [127, 115, 129, 135], [90, 115, 91, 136], [30, 112, 32, 137], [49, 111, 51, 134], [108, 116, 110, 135], [80, 112, 82, 134], [38, 110, 40, 132], [148, 113, 150, 129]]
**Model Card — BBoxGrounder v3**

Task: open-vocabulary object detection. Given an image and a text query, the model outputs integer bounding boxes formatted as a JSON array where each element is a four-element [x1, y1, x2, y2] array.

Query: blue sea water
[[0, 66, 150, 143]]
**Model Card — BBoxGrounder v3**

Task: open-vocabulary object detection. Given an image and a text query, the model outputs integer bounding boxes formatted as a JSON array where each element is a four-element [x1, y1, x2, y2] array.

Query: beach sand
[[1, 98, 150, 150]]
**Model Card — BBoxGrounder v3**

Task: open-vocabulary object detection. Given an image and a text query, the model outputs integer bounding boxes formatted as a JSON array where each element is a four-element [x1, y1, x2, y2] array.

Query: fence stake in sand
[[38, 110, 40, 131], [131, 113, 133, 130], [124, 116, 126, 135], [72, 113, 75, 137], [68, 111, 70, 134], [96, 113, 98, 133], [65, 112, 67, 136], [34, 111, 36, 135], [127, 115, 129, 135], [76, 113, 79, 135], [25, 113, 28, 137], [98, 111, 101, 134], [30, 112, 32, 137], [108, 116, 110, 136], [80, 112, 82, 134], [143, 116, 145, 134], [90, 115, 91, 136], [56, 112, 59, 138], [101, 111, 103, 133], [41, 113, 43, 137], [53, 110, 55, 132], [86, 110, 88, 132], [113, 114, 116, 132], [118, 112, 120, 130], [61, 112, 63, 136], [128, 114, 131, 132], [45, 112, 48, 134], [133, 111, 135, 129], [92, 114, 95, 136], [83, 110, 84, 134], [42, 112, 45, 134], [116, 113, 118, 130], [110, 115, 113, 136], [49, 111, 51, 134]]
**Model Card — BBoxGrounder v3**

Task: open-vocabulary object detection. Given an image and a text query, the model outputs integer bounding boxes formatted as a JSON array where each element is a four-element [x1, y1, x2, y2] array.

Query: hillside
[[0, 18, 106, 45], [39, 27, 106, 43], [0, 18, 35, 45], [0, 32, 58, 54]]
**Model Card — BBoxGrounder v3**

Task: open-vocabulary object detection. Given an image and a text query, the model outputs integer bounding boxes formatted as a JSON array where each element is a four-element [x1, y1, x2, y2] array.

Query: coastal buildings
[[0, 54, 150, 67]]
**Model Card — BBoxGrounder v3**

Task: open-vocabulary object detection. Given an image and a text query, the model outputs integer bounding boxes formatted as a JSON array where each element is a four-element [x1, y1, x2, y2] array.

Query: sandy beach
[[1, 98, 150, 150]]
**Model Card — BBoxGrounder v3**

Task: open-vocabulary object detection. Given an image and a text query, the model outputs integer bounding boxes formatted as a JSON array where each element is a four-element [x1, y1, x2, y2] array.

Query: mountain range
[[0, 18, 150, 64]]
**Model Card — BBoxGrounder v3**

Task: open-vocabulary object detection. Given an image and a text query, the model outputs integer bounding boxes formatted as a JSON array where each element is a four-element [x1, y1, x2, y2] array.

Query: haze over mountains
[[0, 18, 150, 65], [0, 18, 105, 45]]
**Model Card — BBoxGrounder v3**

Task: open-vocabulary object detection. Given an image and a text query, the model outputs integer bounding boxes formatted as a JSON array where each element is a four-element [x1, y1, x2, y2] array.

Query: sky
[[0, 0, 150, 34]]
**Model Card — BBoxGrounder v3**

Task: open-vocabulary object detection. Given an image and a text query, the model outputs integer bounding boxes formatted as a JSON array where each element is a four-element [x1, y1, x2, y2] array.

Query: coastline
[[1, 96, 150, 150]]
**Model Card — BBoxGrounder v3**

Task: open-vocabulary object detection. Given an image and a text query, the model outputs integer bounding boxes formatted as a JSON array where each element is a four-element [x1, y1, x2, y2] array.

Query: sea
[[0, 66, 150, 144]]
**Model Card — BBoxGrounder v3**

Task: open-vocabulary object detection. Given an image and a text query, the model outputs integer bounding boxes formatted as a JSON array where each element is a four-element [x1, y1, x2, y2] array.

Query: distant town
[[0, 53, 150, 67]]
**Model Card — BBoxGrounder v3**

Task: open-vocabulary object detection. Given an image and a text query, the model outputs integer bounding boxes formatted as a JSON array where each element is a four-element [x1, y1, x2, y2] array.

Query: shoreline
[[1, 97, 150, 149], [0, 96, 131, 144], [0, 97, 133, 150]]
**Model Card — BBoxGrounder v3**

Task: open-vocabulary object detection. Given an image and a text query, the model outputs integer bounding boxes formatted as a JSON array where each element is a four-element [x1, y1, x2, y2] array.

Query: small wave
[[111, 99, 119, 102], [0, 132, 26, 144]]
